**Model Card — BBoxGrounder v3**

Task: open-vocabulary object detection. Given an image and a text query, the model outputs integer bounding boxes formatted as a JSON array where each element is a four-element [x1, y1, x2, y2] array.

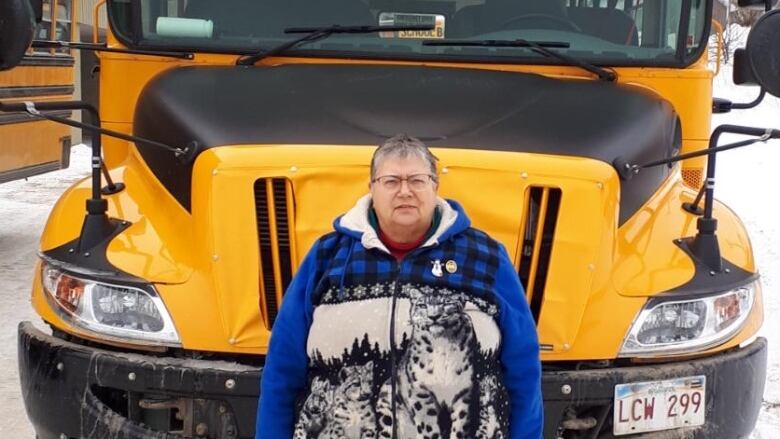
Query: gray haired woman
[[256, 134, 543, 439]]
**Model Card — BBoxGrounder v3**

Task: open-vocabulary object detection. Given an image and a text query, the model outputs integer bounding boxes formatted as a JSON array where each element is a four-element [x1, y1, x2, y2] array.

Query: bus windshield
[[107, 0, 709, 67]]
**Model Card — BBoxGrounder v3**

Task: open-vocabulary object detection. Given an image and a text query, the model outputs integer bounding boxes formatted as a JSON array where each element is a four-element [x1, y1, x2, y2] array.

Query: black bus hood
[[134, 63, 680, 223]]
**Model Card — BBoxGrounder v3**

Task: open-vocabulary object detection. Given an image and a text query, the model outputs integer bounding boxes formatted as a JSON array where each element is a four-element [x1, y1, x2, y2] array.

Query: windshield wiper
[[236, 24, 435, 65], [424, 39, 617, 82]]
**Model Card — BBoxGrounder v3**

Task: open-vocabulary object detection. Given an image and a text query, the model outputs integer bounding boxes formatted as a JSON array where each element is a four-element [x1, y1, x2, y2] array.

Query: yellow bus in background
[[0, 0, 75, 183]]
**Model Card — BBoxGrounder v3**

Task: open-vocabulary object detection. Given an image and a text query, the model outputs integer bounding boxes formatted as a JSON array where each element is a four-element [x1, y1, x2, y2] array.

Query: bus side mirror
[[0, 0, 36, 71], [737, 9, 780, 98], [732, 49, 757, 86]]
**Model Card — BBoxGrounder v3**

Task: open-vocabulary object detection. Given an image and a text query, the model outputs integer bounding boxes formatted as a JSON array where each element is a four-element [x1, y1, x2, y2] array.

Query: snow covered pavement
[[713, 67, 780, 439], [0, 145, 91, 438]]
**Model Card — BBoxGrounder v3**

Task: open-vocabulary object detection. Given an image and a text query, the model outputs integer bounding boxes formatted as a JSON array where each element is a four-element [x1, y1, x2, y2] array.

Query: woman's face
[[370, 154, 438, 236]]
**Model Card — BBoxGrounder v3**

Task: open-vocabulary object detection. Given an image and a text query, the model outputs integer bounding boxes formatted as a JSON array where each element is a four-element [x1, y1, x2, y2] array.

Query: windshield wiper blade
[[236, 24, 435, 65], [424, 38, 616, 82]]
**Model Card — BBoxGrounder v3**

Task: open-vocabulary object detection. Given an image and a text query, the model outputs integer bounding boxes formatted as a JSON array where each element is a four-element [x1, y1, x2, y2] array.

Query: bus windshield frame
[[106, 0, 711, 68]]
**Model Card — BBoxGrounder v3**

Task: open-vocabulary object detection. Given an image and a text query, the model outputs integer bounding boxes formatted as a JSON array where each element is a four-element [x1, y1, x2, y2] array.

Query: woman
[[256, 134, 543, 438]]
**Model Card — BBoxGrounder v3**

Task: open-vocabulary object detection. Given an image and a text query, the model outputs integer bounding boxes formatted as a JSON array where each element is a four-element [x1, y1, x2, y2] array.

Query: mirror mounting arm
[[713, 89, 766, 113], [731, 89, 766, 110], [1, 100, 103, 199], [0, 99, 191, 253], [686, 125, 779, 272], [1, 99, 113, 251], [618, 125, 780, 272]]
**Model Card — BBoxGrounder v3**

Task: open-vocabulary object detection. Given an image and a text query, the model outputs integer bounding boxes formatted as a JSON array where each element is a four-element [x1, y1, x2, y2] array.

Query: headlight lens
[[619, 280, 759, 357], [41, 261, 181, 346]]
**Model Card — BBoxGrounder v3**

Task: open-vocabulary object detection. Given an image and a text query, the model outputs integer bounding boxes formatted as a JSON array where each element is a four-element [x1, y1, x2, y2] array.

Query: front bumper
[[19, 322, 767, 439], [543, 337, 767, 438], [18, 322, 261, 439]]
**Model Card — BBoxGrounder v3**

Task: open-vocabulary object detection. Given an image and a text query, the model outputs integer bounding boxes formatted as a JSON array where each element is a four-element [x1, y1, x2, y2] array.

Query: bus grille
[[254, 178, 295, 329], [517, 186, 562, 323]]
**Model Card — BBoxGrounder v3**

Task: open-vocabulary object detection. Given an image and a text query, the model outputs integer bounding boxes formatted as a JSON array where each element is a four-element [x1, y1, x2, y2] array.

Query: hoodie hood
[[334, 195, 468, 253]]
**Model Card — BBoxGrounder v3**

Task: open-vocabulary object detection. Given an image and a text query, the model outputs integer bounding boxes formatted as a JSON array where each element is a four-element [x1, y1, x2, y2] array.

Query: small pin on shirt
[[431, 259, 443, 277], [445, 260, 458, 273]]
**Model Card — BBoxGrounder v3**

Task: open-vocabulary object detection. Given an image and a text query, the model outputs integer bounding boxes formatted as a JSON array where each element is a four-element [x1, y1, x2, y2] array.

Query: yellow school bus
[[0, 0, 75, 183], [3, 0, 779, 437]]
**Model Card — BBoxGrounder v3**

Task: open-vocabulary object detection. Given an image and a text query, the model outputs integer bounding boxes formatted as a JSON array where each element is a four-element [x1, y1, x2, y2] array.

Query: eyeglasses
[[371, 174, 436, 191]]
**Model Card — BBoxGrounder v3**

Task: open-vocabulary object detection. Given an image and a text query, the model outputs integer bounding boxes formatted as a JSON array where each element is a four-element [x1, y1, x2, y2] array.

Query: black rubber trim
[[656, 238, 760, 298], [0, 109, 72, 125], [19, 54, 75, 67], [41, 218, 141, 285], [0, 85, 74, 99]]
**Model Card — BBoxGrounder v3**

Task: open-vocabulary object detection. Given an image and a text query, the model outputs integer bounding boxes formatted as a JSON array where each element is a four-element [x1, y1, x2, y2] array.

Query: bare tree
[[730, 3, 764, 27], [709, 0, 763, 65], [721, 23, 748, 64]]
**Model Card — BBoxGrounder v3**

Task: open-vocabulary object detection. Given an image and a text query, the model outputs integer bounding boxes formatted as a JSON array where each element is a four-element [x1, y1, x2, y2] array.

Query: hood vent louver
[[517, 186, 562, 323], [254, 178, 296, 329]]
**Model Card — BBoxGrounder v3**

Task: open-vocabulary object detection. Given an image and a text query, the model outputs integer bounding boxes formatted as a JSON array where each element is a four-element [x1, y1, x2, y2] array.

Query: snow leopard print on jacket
[[293, 377, 333, 439], [320, 362, 377, 439], [376, 287, 478, 439], [258, 197, 542, 439]]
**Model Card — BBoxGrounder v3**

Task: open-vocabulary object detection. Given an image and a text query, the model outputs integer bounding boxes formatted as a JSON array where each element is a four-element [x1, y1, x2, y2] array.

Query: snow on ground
[[0, 145, 91, 438], [712, 63, 780, 439], [1, 57, 779, 439]]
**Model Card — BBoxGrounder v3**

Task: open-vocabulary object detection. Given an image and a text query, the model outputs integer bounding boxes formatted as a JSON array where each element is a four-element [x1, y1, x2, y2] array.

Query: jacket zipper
[[389, 247, 429, 439], [389, 261, 400, 439]]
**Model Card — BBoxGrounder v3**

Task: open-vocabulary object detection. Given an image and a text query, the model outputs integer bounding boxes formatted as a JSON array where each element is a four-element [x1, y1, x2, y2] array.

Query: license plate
[[613, 376, 706, 436]]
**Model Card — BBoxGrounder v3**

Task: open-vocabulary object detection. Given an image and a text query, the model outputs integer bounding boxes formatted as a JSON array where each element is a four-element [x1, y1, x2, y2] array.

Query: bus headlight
[[41, 260, 181, 346], [619, 279, 759, 357]]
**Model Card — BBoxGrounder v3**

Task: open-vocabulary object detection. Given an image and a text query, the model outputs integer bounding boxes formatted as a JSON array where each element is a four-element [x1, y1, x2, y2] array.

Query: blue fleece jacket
[[257, 197, 542, 438]]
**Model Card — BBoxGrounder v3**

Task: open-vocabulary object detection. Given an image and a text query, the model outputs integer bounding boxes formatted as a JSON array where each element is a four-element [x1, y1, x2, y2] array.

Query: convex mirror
[[746, 9, 780, 97], [0, 0, 37, 71]]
